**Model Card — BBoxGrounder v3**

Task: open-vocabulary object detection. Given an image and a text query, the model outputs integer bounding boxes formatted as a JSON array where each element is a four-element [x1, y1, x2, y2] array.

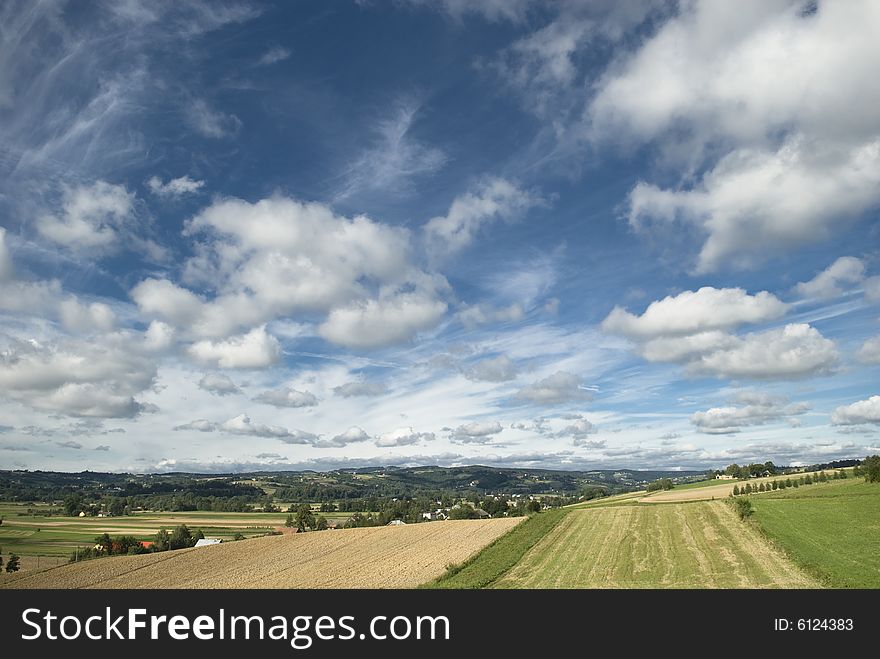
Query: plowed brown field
[[0, 518, 521, 589]]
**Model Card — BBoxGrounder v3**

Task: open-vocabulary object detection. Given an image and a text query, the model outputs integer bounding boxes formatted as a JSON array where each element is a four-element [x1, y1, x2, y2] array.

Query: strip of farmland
[[0, 518, 521, 589]]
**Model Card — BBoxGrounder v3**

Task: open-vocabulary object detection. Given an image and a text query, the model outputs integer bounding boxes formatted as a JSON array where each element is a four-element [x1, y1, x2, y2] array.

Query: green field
[[489, 501, 816, 588], [749, 478, 880, 588], [425, 509, 568, 589], [0, 504, 354, 558]]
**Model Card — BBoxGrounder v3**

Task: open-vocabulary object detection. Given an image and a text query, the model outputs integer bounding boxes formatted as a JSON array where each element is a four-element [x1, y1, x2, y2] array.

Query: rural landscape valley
[[1, 460, 877, 589]]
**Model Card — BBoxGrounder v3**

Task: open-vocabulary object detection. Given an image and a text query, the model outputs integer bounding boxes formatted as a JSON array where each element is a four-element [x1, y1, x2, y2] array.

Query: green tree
[[792, 479, 799, 488], [733, 485, 740, 495], [772, 480, 778, 490], [195, 529, 205, 540], [864, 455, 880, 483], [840, 469, 848, 479], [526, 499, 541, 513], [804, 474, 812, 485], [819, 471, 828, 483], [285, 514, 294, 528], [233, 533, 245, 541], [154, 528, 170, 552], [315, 516, 328, 531], [295, 504, 315, 532], [853, 465, 862, 477], [785, 478, 793, 488], [5, 553, 20, 573], [758, 483, 766, 492], [744, 483, 752, 494], [170, 524, 194, 549]]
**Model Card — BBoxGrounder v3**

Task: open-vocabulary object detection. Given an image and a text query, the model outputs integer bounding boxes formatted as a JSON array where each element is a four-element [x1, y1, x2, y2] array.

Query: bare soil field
[[0, 518, 521, 589], [492, 501, 818, 588]]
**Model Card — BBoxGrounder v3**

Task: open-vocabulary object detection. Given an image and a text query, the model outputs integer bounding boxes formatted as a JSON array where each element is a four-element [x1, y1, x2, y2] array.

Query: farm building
[[387, 519, 406, 526], [194, 538, 222, 547]]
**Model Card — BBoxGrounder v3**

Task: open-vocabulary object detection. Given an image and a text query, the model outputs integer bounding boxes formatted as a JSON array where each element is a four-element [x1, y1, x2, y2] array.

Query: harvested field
[[642, 469, 832, 503], [491, 501, 818, 588], [0, 518, 521, 589]]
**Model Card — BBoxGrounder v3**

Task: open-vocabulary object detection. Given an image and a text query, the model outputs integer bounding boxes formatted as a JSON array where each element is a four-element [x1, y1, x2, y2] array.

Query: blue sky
[[1, 0, 879, 473]]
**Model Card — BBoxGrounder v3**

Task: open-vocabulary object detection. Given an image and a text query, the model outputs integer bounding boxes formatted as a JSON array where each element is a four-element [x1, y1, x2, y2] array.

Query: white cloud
[[337, 100, 447, 201], [59, 298, 116, 333], [375, 427, 434, 447], [831, 395, 880, 425], [198, 373, 240, 396], [143, 321, 175, 352], [464, 354, 518, 382], [449, 420, 503, 443], [552, 416, 595, 439], [147, 175, 205, 198], [0, 279, 62, 315], [865, 276, 880, 303], [173, 419, 216, 432], [588, 2, 880, 271], [857, 336, 880, 364], [131, 278, 206, 328], [35, 181, 134, 252], [423, 178, 542, 259], [131, 195, 448, 345], [188, 326, 281, 369], [640, 331, 738, 364], [795, 256, 866, 299], [333, 381, 387, 398], [314, 426, 370, 448], [218, 414, 317, 443], [253, 386, 318, 408], [515, 371, 590, 405], [691, 392, 810, 434], [601, 287, 788, 338], [0, 336, 156, 418], [690, 324, 838, 380], [258, 46, 291, 66], [187, 98, 240, 138], [318, 292, 447, 349], [458, 303, 524, 329]]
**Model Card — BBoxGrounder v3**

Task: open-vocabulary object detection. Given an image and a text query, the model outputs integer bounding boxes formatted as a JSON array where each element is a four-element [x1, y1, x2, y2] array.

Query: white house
[[194, 538, 222, 547]]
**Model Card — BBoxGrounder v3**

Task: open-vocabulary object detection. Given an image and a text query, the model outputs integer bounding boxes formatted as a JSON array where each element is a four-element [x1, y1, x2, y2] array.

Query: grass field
[[488, 501, 817, 588], [750, 478, 880, 588], [426, 509, 567, 589], [0, 503, 357, 560], [0, 518, 520, 589]]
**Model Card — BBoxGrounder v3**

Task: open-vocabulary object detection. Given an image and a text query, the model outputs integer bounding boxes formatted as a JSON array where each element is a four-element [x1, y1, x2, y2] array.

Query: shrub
[[732, 497, 753, 520], [865, 455, 880, 483], [732, 485, 740, 495]]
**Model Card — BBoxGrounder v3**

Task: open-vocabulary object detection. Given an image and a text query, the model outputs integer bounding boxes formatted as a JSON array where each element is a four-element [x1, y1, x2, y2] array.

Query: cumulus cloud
[[147, 175, 205, 198], [253, 386, 318, 408], [588, 2, 880, 271], [318, 292, 447, 349], [691, 392, 810, 434], [0, 336, 156, 418], [375, 427, 436, 447], [449, 420, 503, 443], [188, 326, 281, 369], [173, 419, 216, 432], [463, 354, 518, 382], [132, 195, 448, 345], [551, 416, 596, 439], [857, 336, 880, 364], [59, 298, 116, 333], [35, 181, 135, 253], [601, 287, 787, 338], [831, 396, 880, 426], [515, 371, 590, 405], [423, 178, 542, 259], [795, 256, 866, 299], [198, 373, 240, 396], [458, 303, 524, 329], [313, 426, 371, 448], [220, 414, 317, 443], [332, 381, 387, 398], [143, 321, 175, 352], [688, 324, 838, 380]]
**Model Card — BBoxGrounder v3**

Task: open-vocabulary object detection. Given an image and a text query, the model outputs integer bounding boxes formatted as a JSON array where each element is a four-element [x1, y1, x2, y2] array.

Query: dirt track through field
[[0, 518, 521, 589], [492, 501, 817, 588]]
